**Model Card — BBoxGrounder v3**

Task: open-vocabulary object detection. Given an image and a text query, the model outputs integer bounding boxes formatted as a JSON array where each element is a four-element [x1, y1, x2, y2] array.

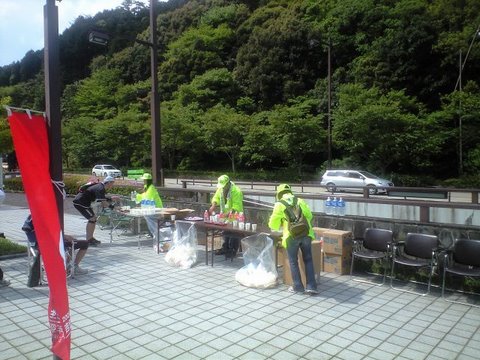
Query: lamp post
[[454, 24, 480, 176], [312, 37, 333, 169], [149, 0, 162, 187], [326, 37, 332, 169], [88, 1, 163, 186], [44, 0, 63, 230]]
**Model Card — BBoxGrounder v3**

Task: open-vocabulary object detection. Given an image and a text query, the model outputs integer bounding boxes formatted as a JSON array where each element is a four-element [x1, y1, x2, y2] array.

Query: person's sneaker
[[287, 286, 304, 294], [88, 238, 101, 246], [0, 279, 10, 287], [74, 265, 88, 275], [305, 289, 319, 295]]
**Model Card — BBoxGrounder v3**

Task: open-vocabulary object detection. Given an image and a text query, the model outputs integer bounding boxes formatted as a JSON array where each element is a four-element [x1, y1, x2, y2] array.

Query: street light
[[44, 0, 63, 230], [454, 24, 480, 175], [326, 37, 332, 169], [87, 1, 163, 186], [88, 30, 109, 46], [311, 37, 333, 169]]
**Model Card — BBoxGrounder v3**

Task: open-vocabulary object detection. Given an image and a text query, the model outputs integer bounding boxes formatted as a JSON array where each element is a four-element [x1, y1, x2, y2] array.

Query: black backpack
[[280, 197, 310, 238], [78, 180, 98, 193]]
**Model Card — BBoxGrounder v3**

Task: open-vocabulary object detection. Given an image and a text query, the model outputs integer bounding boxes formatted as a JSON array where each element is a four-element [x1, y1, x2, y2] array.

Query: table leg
[[137, 217, 141, 249], [109, 213, 113, 243], [205, 229, 209, 266], [157, 218, 160, 254], [211, 230, 215, 267]]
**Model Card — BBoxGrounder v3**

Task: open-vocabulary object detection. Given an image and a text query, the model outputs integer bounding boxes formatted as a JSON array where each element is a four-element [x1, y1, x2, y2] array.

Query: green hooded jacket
[[268, 192, 314, 248], [211, 181, 243, 215], [136, 184, 163, 208]]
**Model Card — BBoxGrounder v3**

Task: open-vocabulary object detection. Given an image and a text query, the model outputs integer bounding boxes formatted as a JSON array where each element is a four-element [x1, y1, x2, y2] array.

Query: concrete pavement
[[1, 200, 480, 359]]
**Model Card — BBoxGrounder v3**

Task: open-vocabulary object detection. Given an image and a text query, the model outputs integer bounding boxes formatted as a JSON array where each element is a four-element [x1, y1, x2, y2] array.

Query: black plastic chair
[[350, 228, 393, 286], [442, 239, 480, 307], [390, 233, 439, 296]]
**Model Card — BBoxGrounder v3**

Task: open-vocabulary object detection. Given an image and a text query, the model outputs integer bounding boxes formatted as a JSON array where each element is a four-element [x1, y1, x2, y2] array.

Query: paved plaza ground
[[1, 197, 480, 359]]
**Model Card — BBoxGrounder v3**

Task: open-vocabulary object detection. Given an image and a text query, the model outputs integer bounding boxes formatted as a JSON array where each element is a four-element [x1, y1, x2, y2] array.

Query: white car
[[320, 170, 393, 194], [92, 164, 122, 178]]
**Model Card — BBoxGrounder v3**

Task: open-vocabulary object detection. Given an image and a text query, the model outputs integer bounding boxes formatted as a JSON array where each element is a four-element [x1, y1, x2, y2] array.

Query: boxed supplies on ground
[[281, 240, 323, 286], [206, 235, 224, 250], [312, 227, 329, 241], [321, 229, 353, 256], [323, 253, 351, 275]]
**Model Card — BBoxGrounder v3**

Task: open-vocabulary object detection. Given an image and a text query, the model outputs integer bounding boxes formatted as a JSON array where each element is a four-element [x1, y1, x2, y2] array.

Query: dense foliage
[[1, 0, 479, 184]]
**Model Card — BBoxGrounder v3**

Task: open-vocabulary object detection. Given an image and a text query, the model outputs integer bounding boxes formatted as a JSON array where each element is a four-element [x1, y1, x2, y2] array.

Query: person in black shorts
[[73, 176, 116, 246], [23, 214, 90, 284]]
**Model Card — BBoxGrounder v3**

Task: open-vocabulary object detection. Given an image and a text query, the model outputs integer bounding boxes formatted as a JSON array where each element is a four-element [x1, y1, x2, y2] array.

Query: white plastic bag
[[165, 222, 197, 269], [235, 233, 278, 288]]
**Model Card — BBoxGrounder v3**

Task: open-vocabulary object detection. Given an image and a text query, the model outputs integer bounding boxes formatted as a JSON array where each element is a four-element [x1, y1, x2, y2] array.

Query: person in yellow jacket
[[209, 174, 243, 216], [268, 184, 318, 295], [209, 174, 244, 256], [135, 173, 163, 241]]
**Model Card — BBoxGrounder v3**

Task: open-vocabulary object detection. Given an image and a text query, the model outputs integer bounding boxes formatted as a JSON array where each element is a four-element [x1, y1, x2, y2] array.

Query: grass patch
[[0, 237, 27, 256]]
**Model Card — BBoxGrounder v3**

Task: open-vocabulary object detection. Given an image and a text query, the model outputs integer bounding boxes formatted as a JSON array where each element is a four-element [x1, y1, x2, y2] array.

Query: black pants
[[222, 233, 241, 259]]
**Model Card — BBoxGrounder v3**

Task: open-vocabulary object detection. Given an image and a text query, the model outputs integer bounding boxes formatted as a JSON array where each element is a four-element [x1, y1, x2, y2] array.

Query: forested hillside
[[1, 0, 479, 185]]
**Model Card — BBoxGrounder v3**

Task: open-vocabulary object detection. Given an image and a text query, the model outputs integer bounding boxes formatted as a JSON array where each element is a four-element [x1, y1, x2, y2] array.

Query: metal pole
[[44, 0, 63, 231], [454, 24, 480, 92], [150, 0, 162, 186], [45, 3, 63, 359], [458, 50, 463, 175], [327, 37, 332, 169]]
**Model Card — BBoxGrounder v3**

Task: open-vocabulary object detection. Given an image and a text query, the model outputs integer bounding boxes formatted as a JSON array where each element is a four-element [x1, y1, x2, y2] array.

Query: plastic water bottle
[[332, 197, 338, 216], [325, 197, 332, 215], [338, 197, 346, 216], [204, 210, 209, 222]]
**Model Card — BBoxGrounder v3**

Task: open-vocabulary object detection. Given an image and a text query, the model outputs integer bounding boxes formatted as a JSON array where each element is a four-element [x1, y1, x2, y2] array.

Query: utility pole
[[149, 0, 162, 186], [327, 36, 332, 169], [44, 0, 63, 230]]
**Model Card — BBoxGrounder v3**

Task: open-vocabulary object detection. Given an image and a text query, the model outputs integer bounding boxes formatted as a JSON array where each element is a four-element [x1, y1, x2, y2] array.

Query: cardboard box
[[321, 229, 352, 256], [281, 240, 323, 286], [323, 253, 351, 275], [206, 235, 224, 250], [312, 227, 329, 241]]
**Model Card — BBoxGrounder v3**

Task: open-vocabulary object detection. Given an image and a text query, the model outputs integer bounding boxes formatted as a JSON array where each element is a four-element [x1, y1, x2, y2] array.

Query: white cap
[[103, 176, 115, 184]]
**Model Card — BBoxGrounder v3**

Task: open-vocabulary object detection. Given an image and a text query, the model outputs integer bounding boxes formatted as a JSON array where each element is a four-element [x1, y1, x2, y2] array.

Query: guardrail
[[175, 178, 479, 204], [162, 185, 480, 230]]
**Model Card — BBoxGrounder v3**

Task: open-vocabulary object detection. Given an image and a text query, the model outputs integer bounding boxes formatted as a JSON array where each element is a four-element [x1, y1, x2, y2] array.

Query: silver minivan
[[320, 170, 394, 194]]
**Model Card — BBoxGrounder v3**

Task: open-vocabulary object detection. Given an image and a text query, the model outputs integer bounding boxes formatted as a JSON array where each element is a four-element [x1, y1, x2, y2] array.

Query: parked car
[[91, 164, 122, 178], [320, 170, 394, 194]]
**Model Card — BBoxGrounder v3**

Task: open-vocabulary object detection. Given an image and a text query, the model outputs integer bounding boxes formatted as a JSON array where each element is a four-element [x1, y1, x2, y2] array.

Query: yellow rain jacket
[[136, 184, 163, 208], [268, 193, 314, 248], [211, 181, 243, 215]]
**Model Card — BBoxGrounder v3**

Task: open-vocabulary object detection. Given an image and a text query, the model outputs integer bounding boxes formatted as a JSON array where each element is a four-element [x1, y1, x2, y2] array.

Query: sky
[[0, 0, 150, 66]]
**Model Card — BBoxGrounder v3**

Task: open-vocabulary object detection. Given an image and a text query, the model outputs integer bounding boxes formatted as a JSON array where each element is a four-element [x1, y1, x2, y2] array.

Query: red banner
[[8, 110, 71, 360]]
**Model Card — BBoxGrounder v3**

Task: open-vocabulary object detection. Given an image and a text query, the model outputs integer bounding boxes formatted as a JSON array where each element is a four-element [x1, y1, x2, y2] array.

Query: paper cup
[[252, 224, 257, 232], [232, 220, 238, 228], [239, 222, 245, 230], [245, 222, 251, 231]]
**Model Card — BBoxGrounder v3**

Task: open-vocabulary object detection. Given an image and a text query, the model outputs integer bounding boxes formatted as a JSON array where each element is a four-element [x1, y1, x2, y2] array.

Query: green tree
[[201, 104, 249, 172], [235, 2, 318, 108], [267, 98, 325, 174], [73, 68, 123, 119], [174, 68, 242, 110], [333, 84, 441, 175], [159, 23, 235, 99], [161, 101, 203, 170], [0, 97, 13, 155]]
